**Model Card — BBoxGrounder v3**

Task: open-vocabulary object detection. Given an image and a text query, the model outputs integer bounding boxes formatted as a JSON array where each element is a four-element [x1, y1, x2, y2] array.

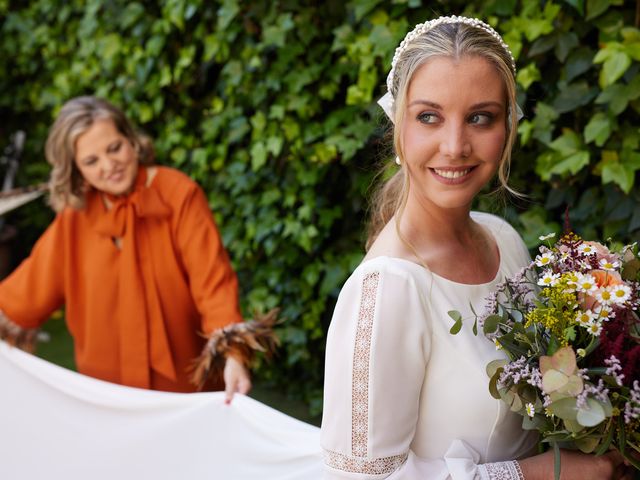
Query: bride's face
[[400, 55, 507, 212]]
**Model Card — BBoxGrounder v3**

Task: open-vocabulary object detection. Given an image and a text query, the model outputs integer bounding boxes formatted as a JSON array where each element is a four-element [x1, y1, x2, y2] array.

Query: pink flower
[[584, 241, 619, 265]]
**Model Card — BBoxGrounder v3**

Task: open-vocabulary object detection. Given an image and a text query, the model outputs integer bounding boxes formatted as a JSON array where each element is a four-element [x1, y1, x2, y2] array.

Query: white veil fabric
[[0, 340, 323, 479]]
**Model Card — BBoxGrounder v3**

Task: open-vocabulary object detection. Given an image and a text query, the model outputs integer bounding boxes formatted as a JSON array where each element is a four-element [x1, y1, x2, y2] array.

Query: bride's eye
[[468, 112, 494, 126], [417, 112, 439, 124]]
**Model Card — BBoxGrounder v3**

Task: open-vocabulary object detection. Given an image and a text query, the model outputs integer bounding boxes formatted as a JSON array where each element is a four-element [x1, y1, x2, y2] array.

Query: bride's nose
[[439, 123, 471, 159]]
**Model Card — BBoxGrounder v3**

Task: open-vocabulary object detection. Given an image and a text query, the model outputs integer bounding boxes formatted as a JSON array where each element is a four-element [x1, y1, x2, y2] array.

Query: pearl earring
[[395, 156, 401, 165]]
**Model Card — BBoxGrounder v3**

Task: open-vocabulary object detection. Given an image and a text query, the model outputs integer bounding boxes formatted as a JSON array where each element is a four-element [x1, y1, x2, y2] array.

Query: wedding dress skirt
[[0, 340, 322, 479]]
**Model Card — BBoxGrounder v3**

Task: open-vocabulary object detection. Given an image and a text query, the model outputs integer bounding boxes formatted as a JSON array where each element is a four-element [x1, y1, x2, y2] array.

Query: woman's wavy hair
[[45, 96, 154, 212], [366, 21, 519, 249]]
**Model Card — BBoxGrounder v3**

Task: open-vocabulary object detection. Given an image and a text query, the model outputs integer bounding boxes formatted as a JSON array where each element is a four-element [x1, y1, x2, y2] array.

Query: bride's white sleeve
[[320, 264, 524, 480]]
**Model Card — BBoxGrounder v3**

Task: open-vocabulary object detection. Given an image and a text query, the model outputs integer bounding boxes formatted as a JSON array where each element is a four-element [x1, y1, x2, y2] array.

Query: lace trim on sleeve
[[478, 460, 525, 480], [323, 449, 408, 475]]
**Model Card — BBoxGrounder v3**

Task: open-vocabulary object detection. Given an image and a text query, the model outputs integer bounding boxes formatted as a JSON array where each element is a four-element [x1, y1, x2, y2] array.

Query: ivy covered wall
[[1, 0, 638, 413]]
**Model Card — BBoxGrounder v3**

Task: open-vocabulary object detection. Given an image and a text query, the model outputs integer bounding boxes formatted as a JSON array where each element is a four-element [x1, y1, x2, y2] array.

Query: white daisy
[[578, 244, 597, 256], [595, 288, 614, 305], [535, 252, 555, 267], [538, 270, 560, 287], [538, 233, 556, 241], [598, 258, 620, 271], [594, 304, 615, 321], [575, 310, 596, 326], [525, 403, 535, 418], [575, 273, 598, 293], [587, 320, 603, 336], [610, 284, 631, 304]]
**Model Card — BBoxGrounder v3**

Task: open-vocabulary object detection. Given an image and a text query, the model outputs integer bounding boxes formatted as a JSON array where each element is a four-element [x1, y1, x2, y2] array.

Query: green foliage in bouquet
[[1, 0, 639, 413], [454, 233, 640, 477]]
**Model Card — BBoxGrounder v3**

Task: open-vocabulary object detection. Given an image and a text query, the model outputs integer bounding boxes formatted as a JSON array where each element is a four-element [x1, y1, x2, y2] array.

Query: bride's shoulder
[[471, 211, 522, 240], [339, 255, 428, 304]]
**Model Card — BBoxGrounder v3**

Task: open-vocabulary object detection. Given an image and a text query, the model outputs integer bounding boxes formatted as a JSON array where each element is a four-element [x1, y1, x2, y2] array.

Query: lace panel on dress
[[479, 461, 525, 480]]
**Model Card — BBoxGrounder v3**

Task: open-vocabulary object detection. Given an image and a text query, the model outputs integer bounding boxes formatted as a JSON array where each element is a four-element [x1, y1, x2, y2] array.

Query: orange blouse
[[0, 166, 243, 392]]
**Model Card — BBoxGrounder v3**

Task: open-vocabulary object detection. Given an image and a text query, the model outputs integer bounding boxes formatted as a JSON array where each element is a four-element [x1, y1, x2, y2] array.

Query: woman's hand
[[223, 355, 251, 404], [518, 448, 634, 480]]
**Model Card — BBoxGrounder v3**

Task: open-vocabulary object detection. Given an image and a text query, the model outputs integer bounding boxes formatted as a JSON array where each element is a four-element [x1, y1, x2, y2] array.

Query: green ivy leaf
[[216, 0, 239, 30], [250, 141, 267, 171], [564, 47, 595, 82], [586, 0, 611, 20], [563, 0, 585, 16], [596, 83, 631, 115], [549, 129, 583, 155], [555, 32, 579, 62], [603, 51, 632, 86], [517, 62, 541, 90], [601, 157, 635, 193], [553, 81, 598, 113], [584, 112, 612, 146], [550, 151, 590, 176]]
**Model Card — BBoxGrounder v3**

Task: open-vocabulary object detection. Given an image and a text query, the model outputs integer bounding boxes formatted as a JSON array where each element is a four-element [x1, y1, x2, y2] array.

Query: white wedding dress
[[321, 213, 538, 479], [0, 340, 322, 479]]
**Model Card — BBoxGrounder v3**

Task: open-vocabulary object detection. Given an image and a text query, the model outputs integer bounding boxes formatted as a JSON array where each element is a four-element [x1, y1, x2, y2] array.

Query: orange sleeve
[[0, 215, 65, 328], [174, 185, 243, 334]]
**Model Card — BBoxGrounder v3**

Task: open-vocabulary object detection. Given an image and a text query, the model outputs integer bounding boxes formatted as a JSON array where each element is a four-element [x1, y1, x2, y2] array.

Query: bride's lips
[[429, 166, 478, 185]]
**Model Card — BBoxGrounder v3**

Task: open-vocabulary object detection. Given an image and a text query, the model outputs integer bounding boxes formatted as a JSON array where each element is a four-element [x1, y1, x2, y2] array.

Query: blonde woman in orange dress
[[0, 96, 275, 401]]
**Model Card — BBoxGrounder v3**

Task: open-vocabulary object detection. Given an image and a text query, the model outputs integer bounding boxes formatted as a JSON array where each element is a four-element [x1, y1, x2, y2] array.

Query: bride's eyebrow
[[469, 101, 504, 110], [408, 100, 441, 109], [407, 100, 504, 110]]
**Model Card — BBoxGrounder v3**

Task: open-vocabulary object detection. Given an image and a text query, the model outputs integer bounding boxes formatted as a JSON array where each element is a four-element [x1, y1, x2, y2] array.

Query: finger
[[224, 379, 237, 405], [238, 377, 251, 395], [605, 450, 626, 468]]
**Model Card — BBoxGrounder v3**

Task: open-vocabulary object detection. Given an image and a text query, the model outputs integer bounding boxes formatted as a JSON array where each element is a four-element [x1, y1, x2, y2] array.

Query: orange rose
[[590, 269, 623, 288]]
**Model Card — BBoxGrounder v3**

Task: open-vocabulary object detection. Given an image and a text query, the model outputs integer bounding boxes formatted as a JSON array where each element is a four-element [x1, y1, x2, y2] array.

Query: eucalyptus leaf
[[487, 359, 508, 377], [483, 314, 501, 334], [576, 398, 606, 427], [563, 418, 584, 433], [548, 397, 579, 421], [575, 435, 599, 453]]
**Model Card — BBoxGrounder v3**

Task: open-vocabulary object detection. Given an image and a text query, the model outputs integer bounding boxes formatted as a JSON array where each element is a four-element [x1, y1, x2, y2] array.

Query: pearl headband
[[378, 15, 521, 123]]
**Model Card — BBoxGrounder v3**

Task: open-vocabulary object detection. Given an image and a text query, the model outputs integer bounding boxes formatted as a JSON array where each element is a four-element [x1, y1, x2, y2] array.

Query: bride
[[321, 15, 631, 480]]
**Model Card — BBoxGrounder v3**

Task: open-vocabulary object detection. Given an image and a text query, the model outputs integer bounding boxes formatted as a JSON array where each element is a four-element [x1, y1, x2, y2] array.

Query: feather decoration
[[191, 309, 280, 390], [0, 309, 38, 352]]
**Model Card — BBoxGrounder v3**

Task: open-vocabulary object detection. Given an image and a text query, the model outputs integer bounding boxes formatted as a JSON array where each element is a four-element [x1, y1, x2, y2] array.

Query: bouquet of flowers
[[452, 232, 640, 477]]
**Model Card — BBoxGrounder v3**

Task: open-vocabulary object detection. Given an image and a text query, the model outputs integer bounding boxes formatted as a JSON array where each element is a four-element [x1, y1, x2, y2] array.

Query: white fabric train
[[0, 340, 323, 479]]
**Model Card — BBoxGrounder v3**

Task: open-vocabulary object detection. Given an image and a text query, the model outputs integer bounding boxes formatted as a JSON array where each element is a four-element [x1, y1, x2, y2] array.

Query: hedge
[[1, 0, 638, 415]]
